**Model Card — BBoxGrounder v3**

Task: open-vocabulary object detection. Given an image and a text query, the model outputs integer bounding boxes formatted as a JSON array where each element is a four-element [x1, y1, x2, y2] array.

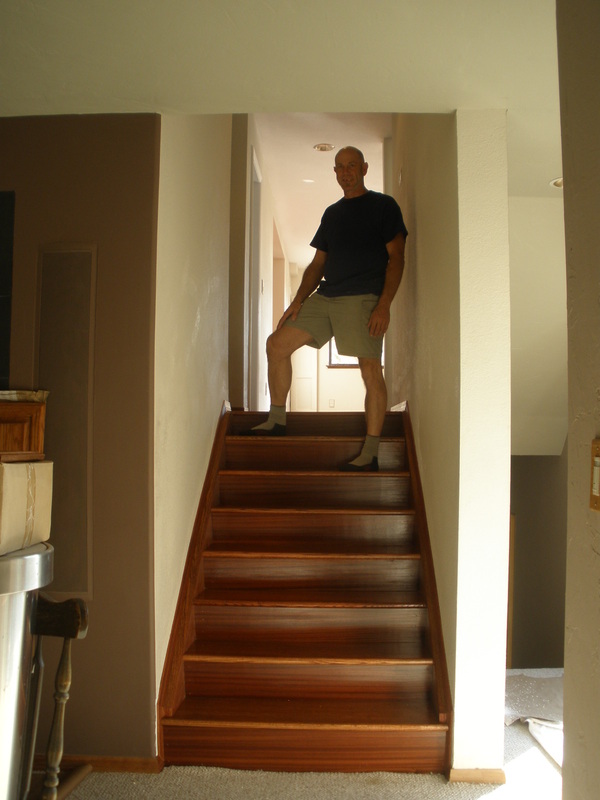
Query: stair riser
[[210, 509, 416, 549], [228, 411, 405, 439], [195, 606, 428, 643], [217, 474, 411, 509], [163, 726, 447, 772], [183, 661, 433, 700], [224, 440, 406, 471], [203, 556, 421, 591]]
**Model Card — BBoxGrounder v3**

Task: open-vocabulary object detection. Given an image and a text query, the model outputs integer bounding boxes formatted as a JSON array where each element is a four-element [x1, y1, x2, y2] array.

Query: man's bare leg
[[340, 357, 386, 470], [249, 326, 314, 434]]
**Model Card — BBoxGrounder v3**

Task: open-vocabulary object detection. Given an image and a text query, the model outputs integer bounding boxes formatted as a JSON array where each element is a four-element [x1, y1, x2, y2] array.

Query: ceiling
[[0, 1, 564, 267]]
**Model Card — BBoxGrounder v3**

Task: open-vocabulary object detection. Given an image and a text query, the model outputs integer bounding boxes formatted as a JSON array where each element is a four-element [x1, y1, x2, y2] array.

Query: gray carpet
[[66, 721, 562, 800]]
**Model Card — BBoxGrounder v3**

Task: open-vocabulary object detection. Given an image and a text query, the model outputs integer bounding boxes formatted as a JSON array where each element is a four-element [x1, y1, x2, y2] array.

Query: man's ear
[[362, 161, 369, 175]]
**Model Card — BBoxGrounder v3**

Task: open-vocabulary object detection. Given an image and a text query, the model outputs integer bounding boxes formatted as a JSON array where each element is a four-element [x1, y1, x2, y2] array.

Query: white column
[[452, 109, 512, 773]]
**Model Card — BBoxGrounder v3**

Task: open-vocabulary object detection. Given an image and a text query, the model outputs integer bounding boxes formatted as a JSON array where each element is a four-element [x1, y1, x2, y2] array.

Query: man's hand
[[276, 249, 327, 331], [368, 303, 391, 337], [277, 299, 303, 330]]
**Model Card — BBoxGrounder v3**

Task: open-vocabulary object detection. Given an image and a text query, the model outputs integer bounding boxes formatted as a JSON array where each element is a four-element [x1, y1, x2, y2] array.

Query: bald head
[[336, 146, 366, 164], [334, 147, 369, 197]]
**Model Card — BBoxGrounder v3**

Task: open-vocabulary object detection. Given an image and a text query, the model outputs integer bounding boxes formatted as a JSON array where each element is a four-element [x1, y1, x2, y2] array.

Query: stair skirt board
[[158, 409, 452, 774]]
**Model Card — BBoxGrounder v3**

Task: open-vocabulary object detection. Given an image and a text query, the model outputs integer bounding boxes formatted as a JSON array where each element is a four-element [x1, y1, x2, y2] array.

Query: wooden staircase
[[158, 409, 452, 773]]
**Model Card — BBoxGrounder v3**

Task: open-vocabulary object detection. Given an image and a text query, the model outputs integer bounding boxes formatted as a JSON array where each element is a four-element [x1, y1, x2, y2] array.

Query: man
[[248, 146, 407, 472]]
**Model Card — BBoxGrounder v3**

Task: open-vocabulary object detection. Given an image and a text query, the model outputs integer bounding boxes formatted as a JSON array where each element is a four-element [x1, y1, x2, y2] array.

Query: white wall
[[509, 196, 567, 455], [154, 115, 232, 697], [391, 110, 462, 702], [317, 348, 365, 412], [453, 110, 511, 772], [556, 1, 600, 797], [391, 111, 511, 773]]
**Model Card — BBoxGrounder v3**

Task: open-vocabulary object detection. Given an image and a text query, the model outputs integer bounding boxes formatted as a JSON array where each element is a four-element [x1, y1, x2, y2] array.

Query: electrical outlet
[[329, 399, 335, 408]]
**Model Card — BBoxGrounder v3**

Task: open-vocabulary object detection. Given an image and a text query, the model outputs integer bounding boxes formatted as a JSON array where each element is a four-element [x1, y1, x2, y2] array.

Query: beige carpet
[[62, 720, 561, 800]]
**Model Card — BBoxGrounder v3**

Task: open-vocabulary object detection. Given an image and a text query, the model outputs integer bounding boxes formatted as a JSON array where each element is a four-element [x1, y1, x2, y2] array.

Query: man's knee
[[267, 327, 312, 361]]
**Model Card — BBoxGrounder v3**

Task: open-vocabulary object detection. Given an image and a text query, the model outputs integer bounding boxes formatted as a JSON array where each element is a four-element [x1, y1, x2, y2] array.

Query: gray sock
[[349, 435, 380, 466], [251, 404, 286, 431]]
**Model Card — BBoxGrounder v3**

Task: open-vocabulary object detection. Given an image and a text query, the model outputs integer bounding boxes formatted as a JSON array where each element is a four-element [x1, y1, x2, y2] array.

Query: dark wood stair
[[158, 409, 452, 773]]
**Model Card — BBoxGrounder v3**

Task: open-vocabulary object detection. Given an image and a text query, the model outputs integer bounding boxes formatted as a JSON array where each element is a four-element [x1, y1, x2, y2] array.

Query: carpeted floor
[[62, 720, 561, 800], [48, 670, 562, 799]]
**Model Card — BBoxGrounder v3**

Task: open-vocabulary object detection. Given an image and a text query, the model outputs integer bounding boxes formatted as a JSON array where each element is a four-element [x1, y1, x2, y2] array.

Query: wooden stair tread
[[211, 506, 415, 517], [225, 435, 404, 446], [165, 695, 446, 729], [219, 469, 410, 477], [205, 540, 419, 557], [184, 638, 432, 663], [196, 588, 426, 608]]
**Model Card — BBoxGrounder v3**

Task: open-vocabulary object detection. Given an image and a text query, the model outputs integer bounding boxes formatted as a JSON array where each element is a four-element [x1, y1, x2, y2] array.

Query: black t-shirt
[[310, 190, 408, 297]]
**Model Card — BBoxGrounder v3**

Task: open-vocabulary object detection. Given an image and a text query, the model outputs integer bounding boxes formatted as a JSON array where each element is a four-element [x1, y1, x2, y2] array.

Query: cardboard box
[[0, 462, 53, 556]]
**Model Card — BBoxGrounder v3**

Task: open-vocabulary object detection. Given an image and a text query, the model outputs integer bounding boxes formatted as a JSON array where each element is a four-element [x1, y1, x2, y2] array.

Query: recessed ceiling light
[[313, 143, 334, 152], [550, 177, 564, 188], [302, 179, 315, 184]]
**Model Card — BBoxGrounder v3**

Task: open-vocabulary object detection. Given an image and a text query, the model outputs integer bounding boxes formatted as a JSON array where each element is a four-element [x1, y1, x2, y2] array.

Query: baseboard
[[449, 768, 506, 784], [34, 753, 164, 774]]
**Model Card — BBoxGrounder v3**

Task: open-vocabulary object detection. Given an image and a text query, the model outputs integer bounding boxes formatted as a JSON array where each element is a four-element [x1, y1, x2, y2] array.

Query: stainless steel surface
[[0, 543, 54, 800], [0, 542, 54, 595]]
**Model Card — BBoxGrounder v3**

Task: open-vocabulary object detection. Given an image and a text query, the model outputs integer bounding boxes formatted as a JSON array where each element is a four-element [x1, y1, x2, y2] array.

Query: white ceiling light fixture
[[550, 177, 564, 188], [313, 143, 335, 152]]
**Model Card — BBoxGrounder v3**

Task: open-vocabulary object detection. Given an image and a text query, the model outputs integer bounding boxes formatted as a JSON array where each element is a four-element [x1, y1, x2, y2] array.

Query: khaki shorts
[[284, 292, 383, 359]]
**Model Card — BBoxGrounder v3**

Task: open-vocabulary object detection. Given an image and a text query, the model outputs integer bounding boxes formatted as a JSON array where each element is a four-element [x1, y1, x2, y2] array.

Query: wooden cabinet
[[0, 401, 46, 461]]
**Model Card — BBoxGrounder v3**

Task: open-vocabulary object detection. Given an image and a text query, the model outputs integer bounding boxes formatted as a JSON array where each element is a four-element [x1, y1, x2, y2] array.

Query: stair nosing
[[163, 718, 447, 732], [219, 469, 410, 477], [204, 550, 420, 560], [184, 654, 433, 666], [195, 589, 426, 608], [210, 506, 416, 515]]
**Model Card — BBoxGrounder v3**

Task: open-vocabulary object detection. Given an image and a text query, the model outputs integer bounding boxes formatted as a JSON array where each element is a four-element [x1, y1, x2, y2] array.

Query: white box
[[0, 462, 53, 556]]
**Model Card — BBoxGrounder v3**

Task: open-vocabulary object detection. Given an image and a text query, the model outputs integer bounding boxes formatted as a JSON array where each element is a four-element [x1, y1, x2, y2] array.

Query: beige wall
[[154, 115, 232, 700], [510, 449, 567, 667], [1, 114, 160, 756], [557, 1, 600, 797]]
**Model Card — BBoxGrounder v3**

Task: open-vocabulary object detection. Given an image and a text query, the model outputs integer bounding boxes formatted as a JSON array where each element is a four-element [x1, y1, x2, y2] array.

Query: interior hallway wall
[[556, 0, 600, 797], [154, 114, 232, 699]]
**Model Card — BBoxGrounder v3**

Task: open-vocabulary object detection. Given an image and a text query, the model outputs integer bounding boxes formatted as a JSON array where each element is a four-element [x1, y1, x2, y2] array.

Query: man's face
[[334, 150, 368, 196]]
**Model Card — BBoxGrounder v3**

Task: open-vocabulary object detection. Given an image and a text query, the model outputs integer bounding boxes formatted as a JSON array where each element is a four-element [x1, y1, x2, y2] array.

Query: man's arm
[[276, 249, 327, 330], [367, 233, 406, 337]]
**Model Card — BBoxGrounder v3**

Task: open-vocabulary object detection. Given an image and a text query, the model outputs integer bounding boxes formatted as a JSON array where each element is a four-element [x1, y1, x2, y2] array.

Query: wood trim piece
[[156, 403, 231, 755], [34, 754, 163, 774], [402, 405, 453, 768], [449, 768, 506, 784]]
